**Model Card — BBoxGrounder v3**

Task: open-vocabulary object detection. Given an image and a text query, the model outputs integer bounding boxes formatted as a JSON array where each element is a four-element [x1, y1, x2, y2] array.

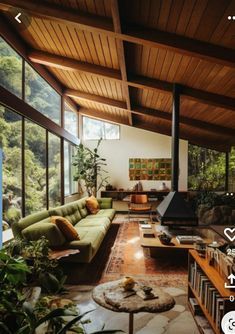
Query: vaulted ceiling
[[1, 0, 235, 151]]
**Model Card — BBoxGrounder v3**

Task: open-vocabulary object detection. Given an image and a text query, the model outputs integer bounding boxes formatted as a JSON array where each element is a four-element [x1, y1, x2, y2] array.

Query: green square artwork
[[129, 158, 171, 180]]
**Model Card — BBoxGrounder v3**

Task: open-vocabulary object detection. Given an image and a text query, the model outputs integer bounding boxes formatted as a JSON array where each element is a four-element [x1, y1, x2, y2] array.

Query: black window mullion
[[46, 131, 49, 210], [61, 138, 65, 205], [22, 117, 25, 217]]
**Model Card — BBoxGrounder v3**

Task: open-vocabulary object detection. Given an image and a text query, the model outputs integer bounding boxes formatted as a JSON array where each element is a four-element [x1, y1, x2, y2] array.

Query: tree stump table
[[92, 279, 175, 334]]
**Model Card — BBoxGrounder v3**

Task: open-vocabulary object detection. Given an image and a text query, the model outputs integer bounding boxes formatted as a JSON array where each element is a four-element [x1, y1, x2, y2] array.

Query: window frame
[[82, 115, 120, 141], [0, 36, 81, 221]]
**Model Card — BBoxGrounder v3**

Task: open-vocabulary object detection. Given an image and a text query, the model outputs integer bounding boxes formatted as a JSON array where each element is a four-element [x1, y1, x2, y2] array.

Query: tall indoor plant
[[73, 139, 108, 196]]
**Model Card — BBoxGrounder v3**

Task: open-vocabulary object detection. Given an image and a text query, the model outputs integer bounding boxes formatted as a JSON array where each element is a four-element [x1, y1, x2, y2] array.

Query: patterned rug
[[65, 215, 188, 287]]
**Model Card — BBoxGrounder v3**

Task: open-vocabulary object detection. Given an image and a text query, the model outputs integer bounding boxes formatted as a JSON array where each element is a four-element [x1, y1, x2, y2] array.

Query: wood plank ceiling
[[0, 0, 235, 151]]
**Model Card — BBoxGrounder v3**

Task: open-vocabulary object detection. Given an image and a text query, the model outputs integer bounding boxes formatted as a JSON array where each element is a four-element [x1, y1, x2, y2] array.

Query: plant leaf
[[57, 310, 93, 334], [35, 308, 78, 328]]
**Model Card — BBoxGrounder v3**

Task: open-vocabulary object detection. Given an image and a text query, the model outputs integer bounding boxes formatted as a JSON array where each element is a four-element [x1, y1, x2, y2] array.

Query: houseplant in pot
[[73, 139, 109, 196]]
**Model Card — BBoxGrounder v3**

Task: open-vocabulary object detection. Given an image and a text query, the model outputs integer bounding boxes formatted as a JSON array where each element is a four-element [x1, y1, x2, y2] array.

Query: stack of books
[[176, 235, 203, 244], [189, 261, 225, 331]]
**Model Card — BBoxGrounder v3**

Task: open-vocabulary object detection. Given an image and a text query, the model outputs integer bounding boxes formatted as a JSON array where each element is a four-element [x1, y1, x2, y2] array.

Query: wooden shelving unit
[[188, 250, 234, 334]]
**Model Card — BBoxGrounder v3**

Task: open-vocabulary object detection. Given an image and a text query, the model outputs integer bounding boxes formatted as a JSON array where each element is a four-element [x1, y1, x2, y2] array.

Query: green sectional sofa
[[12, 197, 115, 263]]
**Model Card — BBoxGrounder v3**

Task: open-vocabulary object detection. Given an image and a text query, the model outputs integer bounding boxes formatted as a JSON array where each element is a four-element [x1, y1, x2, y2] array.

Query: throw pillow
[[51, 216, 80, 241], [85, 196, 100, 214]]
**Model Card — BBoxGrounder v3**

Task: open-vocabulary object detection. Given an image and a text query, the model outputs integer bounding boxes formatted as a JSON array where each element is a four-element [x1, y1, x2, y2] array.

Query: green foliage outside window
[[0, 36, 22, 98], [188, 144, 235, 191]]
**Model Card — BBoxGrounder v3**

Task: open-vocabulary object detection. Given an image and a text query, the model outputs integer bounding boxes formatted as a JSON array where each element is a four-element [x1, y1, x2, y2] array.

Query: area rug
[[65, 215, 188, 287]]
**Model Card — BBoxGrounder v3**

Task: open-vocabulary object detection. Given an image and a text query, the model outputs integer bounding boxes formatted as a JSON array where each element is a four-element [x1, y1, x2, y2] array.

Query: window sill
[[3, 228, 14, 245]]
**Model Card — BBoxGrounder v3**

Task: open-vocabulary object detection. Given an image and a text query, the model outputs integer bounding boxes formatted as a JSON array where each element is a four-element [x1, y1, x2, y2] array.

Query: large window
[[0, 38, 79, 233], [83, 116, 120, 140], [188, 144, 226, 191], [25, 62, 61, 125], [0, 105, 22, 230], [64, 103, 78, 137], [64, 141, 78, 196], [229, 147, 235, 192], [25, 120, 47, 215], [0, 37, 22, 98], [48, 133, 61, 208]]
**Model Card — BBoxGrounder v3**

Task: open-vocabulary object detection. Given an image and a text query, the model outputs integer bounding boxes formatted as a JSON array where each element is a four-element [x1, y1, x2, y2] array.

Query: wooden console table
[[101, 190, 187, 201]]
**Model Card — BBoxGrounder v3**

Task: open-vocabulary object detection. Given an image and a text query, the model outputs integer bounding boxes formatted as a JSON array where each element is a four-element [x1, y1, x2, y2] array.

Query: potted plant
[[73, 139, 109, 196], [0, 245, 122, 334]]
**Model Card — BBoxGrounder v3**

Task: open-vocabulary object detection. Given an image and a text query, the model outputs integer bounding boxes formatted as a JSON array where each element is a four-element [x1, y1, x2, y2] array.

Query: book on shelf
[[176, 235, 203, 244], [140, 224, 152, 229], [194, 315, 214, 334], [189, 260, 226, 331], [189, 298, 203, 316]]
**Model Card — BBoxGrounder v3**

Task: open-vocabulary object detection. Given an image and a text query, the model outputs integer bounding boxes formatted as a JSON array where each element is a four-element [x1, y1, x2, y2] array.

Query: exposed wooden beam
[[64, 88, 235, 141], [79, 107, 129, 126], [28, 50, 235, 112], [0, 0, 114, 33], [28, 50, 121, 81], [111, 0, 132, 126], [129, 75, 235, 111], [1, 0, 234, 68], [80, 106, 230, 152], [65, 89, 127, 110], [123, 25, 235, 68], [133, 106, 235, 139]]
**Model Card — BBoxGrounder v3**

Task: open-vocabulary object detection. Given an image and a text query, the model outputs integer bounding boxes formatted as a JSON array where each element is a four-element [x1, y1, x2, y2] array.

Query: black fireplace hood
[[156, 84, 197, 225], [157, 191, 196, 224]]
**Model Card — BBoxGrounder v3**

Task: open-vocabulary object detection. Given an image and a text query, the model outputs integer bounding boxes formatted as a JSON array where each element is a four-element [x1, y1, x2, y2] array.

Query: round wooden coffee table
[[92, 279, 175, 334]]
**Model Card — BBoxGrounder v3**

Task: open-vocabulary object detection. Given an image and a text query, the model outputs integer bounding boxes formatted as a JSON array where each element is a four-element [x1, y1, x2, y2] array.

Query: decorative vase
[[121, 276, 136, 291]]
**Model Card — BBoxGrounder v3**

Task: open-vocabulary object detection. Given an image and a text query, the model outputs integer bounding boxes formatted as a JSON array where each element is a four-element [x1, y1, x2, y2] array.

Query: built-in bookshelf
[[188, 250, 234, 334]]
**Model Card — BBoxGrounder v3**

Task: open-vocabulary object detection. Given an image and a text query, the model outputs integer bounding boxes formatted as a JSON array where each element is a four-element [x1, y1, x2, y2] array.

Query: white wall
[[84, 124, 188, 192]]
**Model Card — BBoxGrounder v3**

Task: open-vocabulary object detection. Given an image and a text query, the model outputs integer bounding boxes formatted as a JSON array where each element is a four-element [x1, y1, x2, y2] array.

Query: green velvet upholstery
[[86, 209, 115, 221], [22, 219, 66, 247], [98, 198, 113, 209], [12, 211, 50, 238], [13, 197, 115, 263], [48, 202, 82, 226], [76, 197, 89, 218], [68, 227, 105, 262], [76, 217, 111, 232]]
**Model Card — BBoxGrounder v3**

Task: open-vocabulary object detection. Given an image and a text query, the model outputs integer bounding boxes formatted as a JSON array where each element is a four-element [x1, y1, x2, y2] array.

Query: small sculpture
[[159, 232, 172, 245], [121, 276, 136, 291]]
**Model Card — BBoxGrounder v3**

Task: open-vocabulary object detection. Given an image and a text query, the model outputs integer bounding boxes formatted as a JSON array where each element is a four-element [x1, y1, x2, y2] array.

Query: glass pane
[[0, 37, 22, 98], [105, 122, 120, 139], [64, 103, 78, 137], [229, 147, 235, 192], [25, 62, 61, 125], [48, 133, 61, 207], [83, 116, 103, 140], [0, 105, 22, 230], [64, 141, 70, 196], [25, 120, 46, 215], [71, 145, 78, 194], [188, 144, 226, 191]]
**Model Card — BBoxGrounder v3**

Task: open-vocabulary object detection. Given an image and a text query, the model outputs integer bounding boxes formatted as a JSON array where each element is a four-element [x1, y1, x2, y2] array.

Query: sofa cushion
[[67, 227, 105, 262], [86, 196, 100, 214], [22, 219, 66, 247], [51, 216, 80, 241], [49, 202, 82, 225], [12, 211, 50, 238], [97, 198, 113, 209], [75, 217, 111, 232], [76, 197, 89, 218], [86, 209, 115, 221]]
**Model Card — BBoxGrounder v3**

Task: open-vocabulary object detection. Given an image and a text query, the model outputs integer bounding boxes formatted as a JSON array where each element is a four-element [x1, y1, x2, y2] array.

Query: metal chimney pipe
[[171, 84, 180, 192]]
